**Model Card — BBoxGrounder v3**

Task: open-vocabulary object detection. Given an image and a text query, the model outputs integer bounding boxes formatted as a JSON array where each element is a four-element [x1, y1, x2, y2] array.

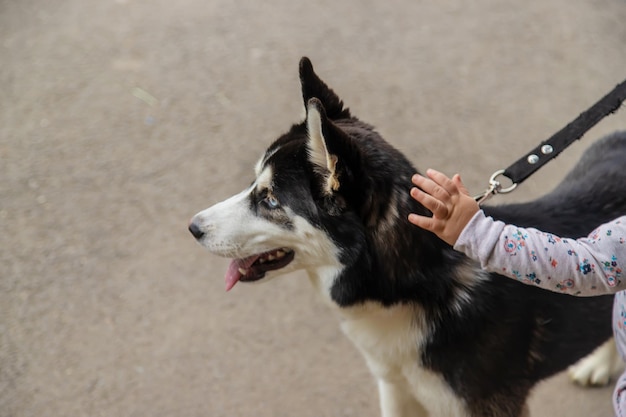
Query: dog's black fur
[[296, 58, 622, 414], [192, 57, 626, 416]]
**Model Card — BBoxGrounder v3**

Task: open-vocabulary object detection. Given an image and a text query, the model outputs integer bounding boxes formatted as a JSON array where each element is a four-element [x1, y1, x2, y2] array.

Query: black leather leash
[[475, 78, 626, 204]]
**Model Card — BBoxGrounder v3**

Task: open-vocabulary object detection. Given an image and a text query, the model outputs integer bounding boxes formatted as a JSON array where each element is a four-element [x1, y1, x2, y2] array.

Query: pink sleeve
[[454, 211, 626, 296]]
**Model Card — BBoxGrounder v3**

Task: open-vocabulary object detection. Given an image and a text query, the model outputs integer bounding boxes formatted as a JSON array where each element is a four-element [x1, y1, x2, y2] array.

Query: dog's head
[[189, 58, 424, 292]]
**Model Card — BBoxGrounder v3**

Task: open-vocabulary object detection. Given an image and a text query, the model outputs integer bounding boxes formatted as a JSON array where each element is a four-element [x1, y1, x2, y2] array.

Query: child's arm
[[456, 210, 625, 295], [409, 169, 626, 295]]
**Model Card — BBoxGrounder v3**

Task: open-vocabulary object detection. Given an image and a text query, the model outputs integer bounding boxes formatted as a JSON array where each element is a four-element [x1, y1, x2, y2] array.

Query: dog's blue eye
[[265, 195, 280, 208]]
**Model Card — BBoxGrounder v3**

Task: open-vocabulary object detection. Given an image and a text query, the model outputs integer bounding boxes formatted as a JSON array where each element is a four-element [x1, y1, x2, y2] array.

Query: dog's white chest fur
[[338, 303, 466, 417]]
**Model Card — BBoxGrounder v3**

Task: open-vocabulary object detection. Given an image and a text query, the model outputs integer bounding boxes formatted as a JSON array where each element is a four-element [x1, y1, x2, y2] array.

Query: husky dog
[[189, 57, 626, 417]]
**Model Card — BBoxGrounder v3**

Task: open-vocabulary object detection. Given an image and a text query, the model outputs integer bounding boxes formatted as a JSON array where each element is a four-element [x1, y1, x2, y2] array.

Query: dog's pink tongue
[[225, 261, 242, 291], [224, 255, 258, 291]]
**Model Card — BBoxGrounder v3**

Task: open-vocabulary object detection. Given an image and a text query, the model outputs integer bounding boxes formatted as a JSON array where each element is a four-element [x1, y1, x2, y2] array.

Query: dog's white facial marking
[[255, 165, 273, 192], [191, 158, 346, 292], [255, 147, 280, 177], [191, 186, 268, 258], [192, 164, 275, 258], [254, 156, 264, 177]]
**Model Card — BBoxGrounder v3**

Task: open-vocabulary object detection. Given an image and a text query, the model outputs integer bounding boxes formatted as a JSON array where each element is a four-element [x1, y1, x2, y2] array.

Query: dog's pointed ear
[[306, 98, 359, 195], [306, 98, 339, 194], [299, 57, 351, 120]]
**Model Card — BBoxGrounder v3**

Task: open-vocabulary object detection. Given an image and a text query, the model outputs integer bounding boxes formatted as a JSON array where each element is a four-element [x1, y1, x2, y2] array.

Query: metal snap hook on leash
[[471, 77, 626, 206], [474, 169, 517, 205]]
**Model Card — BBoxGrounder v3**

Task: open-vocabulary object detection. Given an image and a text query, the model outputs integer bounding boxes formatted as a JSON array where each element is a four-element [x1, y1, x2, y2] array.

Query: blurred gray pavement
[[2, 0, 626, 416]]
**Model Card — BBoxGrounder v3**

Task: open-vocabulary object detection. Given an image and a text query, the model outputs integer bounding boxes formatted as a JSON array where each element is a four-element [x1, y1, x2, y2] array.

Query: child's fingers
[[426, 169, 459, 196], [412, 174, 451, 203], [411, 173, 432, 189], [410, 187, 449, 218], [451, 174, 471, 197], [408, 213, 436, 231]]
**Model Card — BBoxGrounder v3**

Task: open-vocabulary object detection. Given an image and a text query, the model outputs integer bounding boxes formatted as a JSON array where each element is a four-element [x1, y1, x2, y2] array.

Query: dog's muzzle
[[188, 220, 205, 240]]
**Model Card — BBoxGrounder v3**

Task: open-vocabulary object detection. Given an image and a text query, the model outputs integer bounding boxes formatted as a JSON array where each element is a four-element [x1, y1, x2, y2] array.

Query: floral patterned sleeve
[[615, 369, 626, 417], [454, 211, 626, 296]]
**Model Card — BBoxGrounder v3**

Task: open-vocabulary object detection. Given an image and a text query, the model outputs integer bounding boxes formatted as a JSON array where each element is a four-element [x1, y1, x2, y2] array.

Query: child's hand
[[408, 169, 479, 246]]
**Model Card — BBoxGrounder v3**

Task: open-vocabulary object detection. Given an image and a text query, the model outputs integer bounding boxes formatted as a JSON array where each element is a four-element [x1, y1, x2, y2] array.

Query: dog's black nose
[[188, 221, 205, 239]]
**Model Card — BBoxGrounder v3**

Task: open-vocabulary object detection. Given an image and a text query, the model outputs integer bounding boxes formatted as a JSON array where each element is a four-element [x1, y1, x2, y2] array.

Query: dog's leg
[[568, 338, 622, 386], [377, 377, 426, 417], [360, 355, 425, 416]]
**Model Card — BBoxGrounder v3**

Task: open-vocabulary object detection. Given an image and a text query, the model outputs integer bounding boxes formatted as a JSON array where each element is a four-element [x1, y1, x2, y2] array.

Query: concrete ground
[[2, 0, 626, 416]]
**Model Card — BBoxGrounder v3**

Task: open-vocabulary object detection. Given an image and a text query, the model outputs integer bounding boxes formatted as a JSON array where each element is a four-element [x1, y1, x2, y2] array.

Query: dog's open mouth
[[224, 248, 295, 291]]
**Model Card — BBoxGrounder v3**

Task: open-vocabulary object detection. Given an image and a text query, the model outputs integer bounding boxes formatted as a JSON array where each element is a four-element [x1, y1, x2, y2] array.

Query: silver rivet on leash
[[527, 154, 539, 164], [541, 144, 554, 155]]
